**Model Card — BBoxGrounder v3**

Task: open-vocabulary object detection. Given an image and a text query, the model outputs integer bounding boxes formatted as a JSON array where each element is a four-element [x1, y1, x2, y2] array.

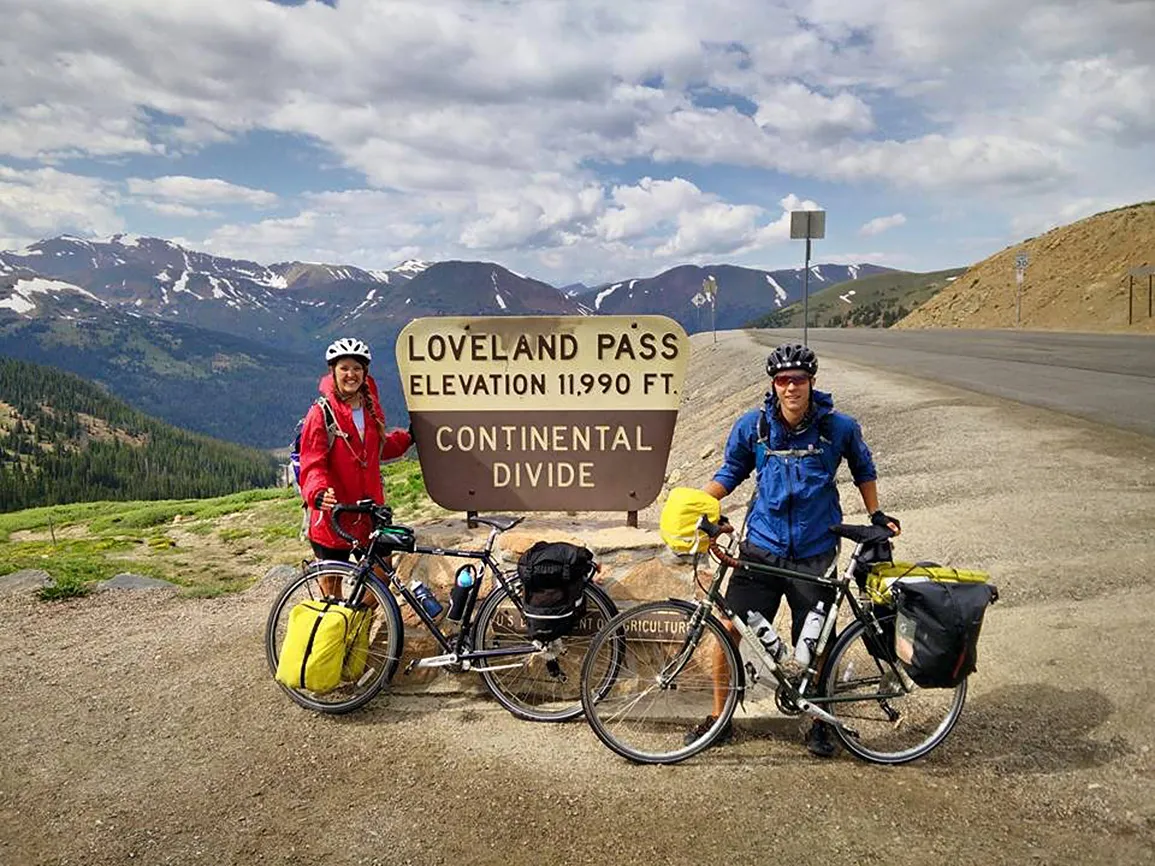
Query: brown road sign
[[397, 315, 689, 512]]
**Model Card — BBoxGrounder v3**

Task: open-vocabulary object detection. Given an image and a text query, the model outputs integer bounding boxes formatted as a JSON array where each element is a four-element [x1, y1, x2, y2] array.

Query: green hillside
[[0, 358, 279, 511], [746, 267, 966, 329]]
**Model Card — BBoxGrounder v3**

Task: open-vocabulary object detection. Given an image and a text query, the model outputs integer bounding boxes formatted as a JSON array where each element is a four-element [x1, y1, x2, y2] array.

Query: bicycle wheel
[[473, 580, 619, 722], [818, 615, 966, 764], [580, 600, 741, 764], [265, 561, 403, 714]]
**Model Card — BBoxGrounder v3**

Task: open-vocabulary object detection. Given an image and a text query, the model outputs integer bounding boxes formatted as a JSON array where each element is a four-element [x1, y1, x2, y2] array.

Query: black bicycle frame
[[700, 538, 908, 706], [351, 536, 540, 664]]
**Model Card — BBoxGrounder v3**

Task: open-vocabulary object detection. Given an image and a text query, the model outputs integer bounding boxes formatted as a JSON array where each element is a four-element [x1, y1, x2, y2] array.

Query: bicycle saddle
[[470, 515, 524, 531]]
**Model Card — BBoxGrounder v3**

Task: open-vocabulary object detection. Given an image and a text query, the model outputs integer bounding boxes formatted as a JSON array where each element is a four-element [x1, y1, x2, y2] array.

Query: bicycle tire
[[818, 614, 966, 764], [473, 580, 620, 722], [265, 561, 403, 715], [579, 600, 741, 764]]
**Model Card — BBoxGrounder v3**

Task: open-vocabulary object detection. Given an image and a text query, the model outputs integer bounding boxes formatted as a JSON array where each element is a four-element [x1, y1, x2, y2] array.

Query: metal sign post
[[1014, 253, 1029, 327], [791, 210, 826, 345], [701, 275, 718, 343], [1128, 265, 1155, 325]]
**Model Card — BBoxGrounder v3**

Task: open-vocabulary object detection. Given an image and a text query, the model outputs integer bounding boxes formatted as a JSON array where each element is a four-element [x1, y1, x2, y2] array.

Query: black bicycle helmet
[[766, 343, 818, 377]]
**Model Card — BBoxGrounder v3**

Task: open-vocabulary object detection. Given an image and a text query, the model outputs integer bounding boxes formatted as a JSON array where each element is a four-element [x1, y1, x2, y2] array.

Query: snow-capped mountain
[[580, 262, 893, 334], [1, 232, 895, 446], [0, 236, 451, 349]]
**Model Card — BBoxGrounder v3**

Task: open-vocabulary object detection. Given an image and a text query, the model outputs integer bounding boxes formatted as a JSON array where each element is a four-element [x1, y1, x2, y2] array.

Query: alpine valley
[[0, 234, 890, 448]]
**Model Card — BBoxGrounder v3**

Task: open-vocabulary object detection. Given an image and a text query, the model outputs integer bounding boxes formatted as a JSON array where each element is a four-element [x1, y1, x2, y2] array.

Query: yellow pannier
[[866, 561, 992, 606], [275, 600, 369, 693], [659, 487, 721, 555]]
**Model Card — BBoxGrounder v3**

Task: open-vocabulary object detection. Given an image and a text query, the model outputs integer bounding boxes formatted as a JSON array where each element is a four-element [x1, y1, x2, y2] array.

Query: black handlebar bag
[[517, 541, 594, 641], [893, 580, 997, 688]]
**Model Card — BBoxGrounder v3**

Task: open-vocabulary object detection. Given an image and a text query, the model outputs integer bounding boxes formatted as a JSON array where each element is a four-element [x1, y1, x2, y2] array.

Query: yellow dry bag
[[659, 487, 721, 554], [275, 600, 366, 693]]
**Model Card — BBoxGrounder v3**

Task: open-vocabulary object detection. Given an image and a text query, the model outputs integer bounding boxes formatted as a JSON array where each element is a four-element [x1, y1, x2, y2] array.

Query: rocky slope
[[897, 202, 1155, 333]]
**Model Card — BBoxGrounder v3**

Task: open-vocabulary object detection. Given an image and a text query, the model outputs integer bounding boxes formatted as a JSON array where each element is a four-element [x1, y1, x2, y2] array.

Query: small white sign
[[1015, 253, 1029, 269]]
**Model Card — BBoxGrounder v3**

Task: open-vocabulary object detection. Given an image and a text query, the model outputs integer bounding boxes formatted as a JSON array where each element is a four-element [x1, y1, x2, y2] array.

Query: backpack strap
[[757, 406, 834, 445], [315, 396, 347, 449]]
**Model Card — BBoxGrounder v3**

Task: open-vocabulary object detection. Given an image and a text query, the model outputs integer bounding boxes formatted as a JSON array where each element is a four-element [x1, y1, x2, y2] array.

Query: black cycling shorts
[[310, 542, 352, 563], [724, 542, 838, 644]]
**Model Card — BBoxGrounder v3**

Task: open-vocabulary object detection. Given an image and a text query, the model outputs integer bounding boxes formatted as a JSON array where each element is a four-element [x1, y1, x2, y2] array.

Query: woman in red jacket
[[298, 338, 413, 579]]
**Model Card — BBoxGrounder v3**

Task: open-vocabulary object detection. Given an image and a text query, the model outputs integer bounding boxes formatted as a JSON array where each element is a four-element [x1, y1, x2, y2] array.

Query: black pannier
[[893, 580, 997, 688], [517, 541, 595, 641]]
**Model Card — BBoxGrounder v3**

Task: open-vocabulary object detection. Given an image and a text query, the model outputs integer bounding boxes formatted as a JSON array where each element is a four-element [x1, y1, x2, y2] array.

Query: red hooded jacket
[[299, 372, 412, 551]]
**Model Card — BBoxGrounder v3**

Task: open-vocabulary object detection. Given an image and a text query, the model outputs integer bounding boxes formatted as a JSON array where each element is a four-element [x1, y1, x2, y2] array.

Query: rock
[[98, 573, 178, 591], [0, 568, 53, 593], [259, 564, 301, 589]]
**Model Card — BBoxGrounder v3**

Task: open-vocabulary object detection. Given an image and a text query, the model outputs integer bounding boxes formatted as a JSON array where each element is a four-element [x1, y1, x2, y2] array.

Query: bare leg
[[712, 621, 739, 717]]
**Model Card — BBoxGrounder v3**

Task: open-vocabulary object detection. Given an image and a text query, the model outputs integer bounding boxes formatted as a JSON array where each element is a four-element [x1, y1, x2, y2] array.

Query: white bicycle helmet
[[325, 337, 372, 365]]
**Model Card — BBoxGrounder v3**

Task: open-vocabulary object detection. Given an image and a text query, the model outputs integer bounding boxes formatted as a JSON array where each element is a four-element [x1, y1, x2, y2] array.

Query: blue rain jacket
[[711, 390, 877, 559]]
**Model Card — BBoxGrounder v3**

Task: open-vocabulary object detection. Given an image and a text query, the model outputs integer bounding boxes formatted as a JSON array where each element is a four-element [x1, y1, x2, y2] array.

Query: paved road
[[753, 329, 1155, 438]]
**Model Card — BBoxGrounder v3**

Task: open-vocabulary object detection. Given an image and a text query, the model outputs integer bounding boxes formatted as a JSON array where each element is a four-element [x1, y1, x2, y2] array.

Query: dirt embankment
[[898, 202, 1155, 333], [1, 330, 1153, 866]]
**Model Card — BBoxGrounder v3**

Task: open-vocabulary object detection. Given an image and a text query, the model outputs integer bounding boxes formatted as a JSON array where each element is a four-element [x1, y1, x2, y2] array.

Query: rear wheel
[[265, 561, 402, 714], [580, 601, 741, 764], [473, 580, 619, 722], [818, 615, 966, 764]]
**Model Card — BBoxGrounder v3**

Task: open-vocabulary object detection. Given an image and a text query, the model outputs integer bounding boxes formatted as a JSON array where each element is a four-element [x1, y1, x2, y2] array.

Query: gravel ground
[[1, 329, 1153, 866]]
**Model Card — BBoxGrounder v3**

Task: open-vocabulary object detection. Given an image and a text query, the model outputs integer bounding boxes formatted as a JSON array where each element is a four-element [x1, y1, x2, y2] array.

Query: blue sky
[[1, 0, 1153, 285]]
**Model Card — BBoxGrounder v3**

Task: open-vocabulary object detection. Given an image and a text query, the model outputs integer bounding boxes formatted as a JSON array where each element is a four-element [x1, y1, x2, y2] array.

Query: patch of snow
[[156, 270, 173, 283], [495, 292, 507, 310], [393, 259, 431, 276], [847, 264, 860, 280], [628, 279, 638, 289], [810, 266, 827, 282], [947, 276, 958, 282], [595, 283, 622, 311], [172, 270, 203, 299], [766, 275, 788, 307], [10, 246, 43, 256], [368, 270, 391, 283], [134, 298, 143, 307], [0, 276, 103, 316]]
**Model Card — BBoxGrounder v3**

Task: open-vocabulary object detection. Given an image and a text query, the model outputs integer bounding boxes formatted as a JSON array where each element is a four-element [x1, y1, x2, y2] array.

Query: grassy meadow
[[0, 458, 446, 600]]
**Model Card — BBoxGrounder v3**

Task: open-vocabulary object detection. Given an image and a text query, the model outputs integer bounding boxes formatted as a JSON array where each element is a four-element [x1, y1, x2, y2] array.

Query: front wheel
[[265, 561, 403, 715], [818, 614, 966, 764], [579, 601, 741, 764], [473, 580, 619, 722]]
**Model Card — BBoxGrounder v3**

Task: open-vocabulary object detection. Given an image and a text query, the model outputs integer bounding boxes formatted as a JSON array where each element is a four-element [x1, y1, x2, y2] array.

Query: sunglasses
[[772, 373, 811, 388]]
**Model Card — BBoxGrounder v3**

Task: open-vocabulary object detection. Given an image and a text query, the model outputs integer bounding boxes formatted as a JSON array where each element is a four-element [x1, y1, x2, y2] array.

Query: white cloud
[[127, 176, 278, 207], [859, 213, 907, 236], [1, 0, 1153, 277], [0, 166, 122, 250]]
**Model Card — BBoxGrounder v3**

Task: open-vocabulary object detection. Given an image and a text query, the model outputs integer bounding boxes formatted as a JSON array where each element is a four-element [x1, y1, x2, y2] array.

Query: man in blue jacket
[[691, 342, 900, 757]]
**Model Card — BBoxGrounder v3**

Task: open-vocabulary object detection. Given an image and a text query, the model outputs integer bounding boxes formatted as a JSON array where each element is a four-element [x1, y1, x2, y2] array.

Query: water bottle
[[793, 601, 826, 668], [746, 610, 787, 662], [408, 579, 443, 619], [446, 564, 478, 622]]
